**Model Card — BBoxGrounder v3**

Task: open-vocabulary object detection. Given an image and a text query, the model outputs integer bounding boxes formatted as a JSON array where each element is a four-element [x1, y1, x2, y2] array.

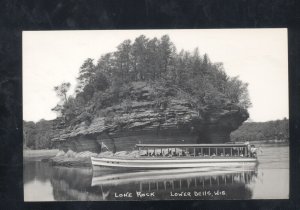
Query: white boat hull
[[91, 156, 258, 170]]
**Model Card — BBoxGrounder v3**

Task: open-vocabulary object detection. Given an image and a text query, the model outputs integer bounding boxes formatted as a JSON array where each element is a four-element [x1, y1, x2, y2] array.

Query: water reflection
[[24, 161, 55, 201], [24, 161, 258, 201], [23, 143, 289, 201], [91, 167, 258, 200]]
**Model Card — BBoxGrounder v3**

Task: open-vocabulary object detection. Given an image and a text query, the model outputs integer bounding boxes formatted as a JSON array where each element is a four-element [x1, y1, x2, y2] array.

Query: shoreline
[[23, 149, 59, 160], [23, 141, 288, 168], [24, 149, 96, 168]]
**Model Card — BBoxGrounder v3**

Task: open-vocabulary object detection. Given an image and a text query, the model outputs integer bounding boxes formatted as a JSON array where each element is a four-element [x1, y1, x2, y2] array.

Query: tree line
[[230, 118, 289, 142], [23, 119, 55, 149], [52, 34, 251, 127]]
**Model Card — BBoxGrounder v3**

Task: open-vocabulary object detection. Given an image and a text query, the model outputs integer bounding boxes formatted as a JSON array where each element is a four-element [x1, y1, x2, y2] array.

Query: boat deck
[[95, 155, 255, 160]]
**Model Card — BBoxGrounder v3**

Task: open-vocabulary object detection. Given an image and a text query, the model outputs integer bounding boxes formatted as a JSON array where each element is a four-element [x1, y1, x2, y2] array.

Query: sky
[[23, 29, 288, 122]]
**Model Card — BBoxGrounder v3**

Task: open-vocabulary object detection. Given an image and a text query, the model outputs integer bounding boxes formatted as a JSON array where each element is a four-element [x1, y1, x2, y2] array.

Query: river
[[23, 143, 289, 201]]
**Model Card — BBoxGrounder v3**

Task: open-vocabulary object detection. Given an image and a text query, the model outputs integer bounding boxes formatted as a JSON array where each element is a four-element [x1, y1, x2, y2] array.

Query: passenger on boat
[[233, 148, 238, 156], [245, 142, 251, 157], [166, 150, 172, 157], [250, 145, 257, 157]]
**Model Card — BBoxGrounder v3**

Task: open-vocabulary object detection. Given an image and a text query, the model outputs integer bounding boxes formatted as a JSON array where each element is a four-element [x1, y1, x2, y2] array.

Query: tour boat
[[91, 143, 258, 170]]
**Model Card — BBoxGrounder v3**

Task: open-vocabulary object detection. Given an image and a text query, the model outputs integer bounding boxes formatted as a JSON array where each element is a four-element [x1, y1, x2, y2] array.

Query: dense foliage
[[23, 120, 55, 149], [53, 35, 251, 127], [230, 118, 289, 142]]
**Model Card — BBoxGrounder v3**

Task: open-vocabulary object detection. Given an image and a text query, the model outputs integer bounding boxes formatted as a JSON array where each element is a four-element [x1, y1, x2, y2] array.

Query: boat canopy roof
[[136, 143, 248, 148]]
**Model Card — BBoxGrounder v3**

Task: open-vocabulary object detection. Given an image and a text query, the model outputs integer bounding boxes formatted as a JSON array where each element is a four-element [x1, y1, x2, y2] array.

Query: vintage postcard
[[23, 29, 289, 201]]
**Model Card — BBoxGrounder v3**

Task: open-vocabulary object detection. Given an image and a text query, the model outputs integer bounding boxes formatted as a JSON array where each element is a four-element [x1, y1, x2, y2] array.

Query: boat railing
[[135, 143, 256, 158]]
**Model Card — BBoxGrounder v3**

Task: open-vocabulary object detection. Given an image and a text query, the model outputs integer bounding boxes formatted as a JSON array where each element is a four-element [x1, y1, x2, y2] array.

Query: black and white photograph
[[23, 29, 289, 201]]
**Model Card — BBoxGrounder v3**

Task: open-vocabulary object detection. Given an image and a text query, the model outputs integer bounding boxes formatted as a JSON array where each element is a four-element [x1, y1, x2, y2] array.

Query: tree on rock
[[54, 82, 71, 102], [52, 82, 71, 117]]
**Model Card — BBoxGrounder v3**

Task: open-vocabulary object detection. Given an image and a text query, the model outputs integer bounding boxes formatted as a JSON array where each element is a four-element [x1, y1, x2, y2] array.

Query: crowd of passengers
[[141, 146, 257, 158]]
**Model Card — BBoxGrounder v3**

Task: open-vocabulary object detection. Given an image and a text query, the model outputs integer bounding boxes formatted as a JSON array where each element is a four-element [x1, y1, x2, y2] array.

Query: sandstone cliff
[[52, 82, 248, 153]]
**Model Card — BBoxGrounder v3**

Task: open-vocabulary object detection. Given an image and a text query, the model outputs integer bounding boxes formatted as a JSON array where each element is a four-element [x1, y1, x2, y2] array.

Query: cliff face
[[52, 82, 249, 152]]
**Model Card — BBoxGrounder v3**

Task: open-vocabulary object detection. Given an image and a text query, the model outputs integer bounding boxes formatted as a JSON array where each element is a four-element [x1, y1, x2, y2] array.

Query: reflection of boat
[[91, 166, 257, 187], [91, 143, 258, 169], [91, 166, 258, 200]]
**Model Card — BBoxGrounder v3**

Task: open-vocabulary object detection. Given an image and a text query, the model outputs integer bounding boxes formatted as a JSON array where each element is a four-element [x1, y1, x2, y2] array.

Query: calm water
[[24, 143, 289, 201]]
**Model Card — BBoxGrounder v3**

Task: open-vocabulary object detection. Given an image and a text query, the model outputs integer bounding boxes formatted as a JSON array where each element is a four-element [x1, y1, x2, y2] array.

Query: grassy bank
[[23, 149, 59, 159]]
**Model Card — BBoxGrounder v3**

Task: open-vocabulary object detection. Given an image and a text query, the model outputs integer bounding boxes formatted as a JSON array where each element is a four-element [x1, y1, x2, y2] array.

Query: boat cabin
[[135, 143, 255, 158], [91, 143, 257, 170]]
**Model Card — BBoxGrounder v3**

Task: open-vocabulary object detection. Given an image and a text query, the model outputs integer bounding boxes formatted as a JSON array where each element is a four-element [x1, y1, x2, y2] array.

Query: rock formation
[[52, 82, 249, 153]]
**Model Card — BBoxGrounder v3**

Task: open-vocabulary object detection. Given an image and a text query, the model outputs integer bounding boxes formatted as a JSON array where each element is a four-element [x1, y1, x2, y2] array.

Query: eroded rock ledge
[[52, 82, 248, 153]]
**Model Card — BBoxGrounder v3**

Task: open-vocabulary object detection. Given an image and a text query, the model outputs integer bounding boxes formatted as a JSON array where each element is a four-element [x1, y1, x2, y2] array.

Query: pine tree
[[76, 58, 96, 93]]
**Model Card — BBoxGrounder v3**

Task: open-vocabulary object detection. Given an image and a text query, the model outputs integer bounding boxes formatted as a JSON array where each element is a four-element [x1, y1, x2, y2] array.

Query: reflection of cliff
[[50, 166, 113, 201], [51, 179, 104, 201]]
